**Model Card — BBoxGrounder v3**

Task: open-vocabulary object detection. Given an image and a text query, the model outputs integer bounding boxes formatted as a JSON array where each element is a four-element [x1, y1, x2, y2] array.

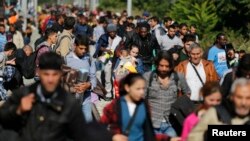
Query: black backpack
[[21, 46, 46, 79]]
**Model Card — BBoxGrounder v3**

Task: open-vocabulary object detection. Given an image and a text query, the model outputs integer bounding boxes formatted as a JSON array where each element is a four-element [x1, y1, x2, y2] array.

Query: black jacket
[[126, 33, 160, 64], [0, 83, 89, 141]]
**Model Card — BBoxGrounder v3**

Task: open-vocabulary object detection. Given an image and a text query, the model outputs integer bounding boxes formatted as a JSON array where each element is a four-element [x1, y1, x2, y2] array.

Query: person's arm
[[187, 108, 221, 141], [207, 48, 215, 62], [59, 38, 71, 57], [178, 73, 191, 95], [221, 72, 233, 99], [89, 59, 97, 89], [0, 87, 32, 131], [136, 58, 144, 74], [66, 101, 87, 141], [18, 32, 24, 49]]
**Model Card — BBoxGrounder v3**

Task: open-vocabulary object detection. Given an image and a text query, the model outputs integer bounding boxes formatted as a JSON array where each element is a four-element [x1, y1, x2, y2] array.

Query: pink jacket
[[181, 113, 200, 141]]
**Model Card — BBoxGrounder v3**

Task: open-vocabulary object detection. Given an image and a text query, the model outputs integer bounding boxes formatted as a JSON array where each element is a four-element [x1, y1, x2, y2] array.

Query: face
[[80, 18, 87, 24], [180, 26, 188, 35], [121, 50, 129, 57], [227, 50, 235, 60], [168, 27, 175, 37], [204, 91, 222, 107], [23, 46, 33, 56], [75, 45, 87, 57], [149, 19, 157, 28], [38, 70, 62, 93], [59, 17, 65, 24], [9, 26, 15, 33], [49, 33, 58, 44], [126, 26, 132, 32], [125, 79, 145, 102], [184, 41, 194, 53], [231, 85, 250, 117], [130, 47, 139, 57], [165, 21, 172, 27], [217, 36, 227, 47], [0, 26, 5, 34], [7, 50, 15, 57], [139, 27, 148, 38], [190, 27, 196, 34], [108, 31, 116, 39], [157, 59, 171, 76], [112, 18, 118, 25], [239, 52, 246, 59], [190, 48, 203, 65]]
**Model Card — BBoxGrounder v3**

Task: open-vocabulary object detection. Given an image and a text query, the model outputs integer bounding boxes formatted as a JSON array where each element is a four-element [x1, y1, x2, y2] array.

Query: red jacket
[[100, 98, 170, 141]]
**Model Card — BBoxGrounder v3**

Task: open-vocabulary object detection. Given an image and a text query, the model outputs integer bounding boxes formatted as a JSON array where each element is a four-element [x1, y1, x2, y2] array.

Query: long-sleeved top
[[65, 52, 97, 103], [0, 33, 7, 52], [144, 71, 191, 128], [0, 83, 89, 141], [161, 35, 183, 51], [9, 31, 24, 49], [55, 30, 74, 57], [126, 33, 160, 64], [93, 25, 105, 42]]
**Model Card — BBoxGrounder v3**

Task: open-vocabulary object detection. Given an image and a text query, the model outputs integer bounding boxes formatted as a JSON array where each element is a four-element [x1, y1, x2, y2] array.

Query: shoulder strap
[[123, 105, 139, 136], [146, 71, 155, 99], [54, 35, 71, 51], [215, 105, 231, 124], [173, 71, 179, 86], [189, 61, 204, 85]]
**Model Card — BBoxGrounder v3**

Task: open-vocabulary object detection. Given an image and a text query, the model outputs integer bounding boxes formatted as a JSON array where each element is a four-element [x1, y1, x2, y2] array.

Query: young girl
[[101, 73, 155, 141], [181, 82, 222, 141]]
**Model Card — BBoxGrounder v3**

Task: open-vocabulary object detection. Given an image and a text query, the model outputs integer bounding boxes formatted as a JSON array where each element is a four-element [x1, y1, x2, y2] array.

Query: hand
[[6, 58, 16, 65], [106, 49, 113, 55], [112, 134, 128, 141], [170, 137, 181, 141], [74, 82, 91, 93], [16, 94, 35, 115]]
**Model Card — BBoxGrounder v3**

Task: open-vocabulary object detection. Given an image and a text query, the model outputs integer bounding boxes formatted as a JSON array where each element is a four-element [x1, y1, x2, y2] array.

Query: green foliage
[[169, 0, 218, 37], [200, 28, 250, 52], [99, 0, 125, 10]]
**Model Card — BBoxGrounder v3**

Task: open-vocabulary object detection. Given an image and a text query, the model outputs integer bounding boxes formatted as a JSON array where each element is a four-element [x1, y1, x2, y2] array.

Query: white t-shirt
[[127, 102, 136, 117], [186, 62, 206, 101]]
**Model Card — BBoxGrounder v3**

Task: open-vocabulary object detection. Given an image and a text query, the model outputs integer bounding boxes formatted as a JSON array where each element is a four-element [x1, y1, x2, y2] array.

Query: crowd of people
[[0, 3, 249, 141]]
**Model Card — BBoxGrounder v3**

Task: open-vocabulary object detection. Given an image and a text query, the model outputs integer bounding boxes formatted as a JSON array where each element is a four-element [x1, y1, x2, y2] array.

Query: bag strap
[[123, 105, 139, 136], [54, 35, 71, 51], [215, 105, 231, 124], [146, 71, 155, 99], [189, 61, 204, 85]]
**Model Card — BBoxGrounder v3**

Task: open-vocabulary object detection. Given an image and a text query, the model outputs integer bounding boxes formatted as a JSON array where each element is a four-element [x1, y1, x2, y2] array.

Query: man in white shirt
[[176, 43, 219, 103]]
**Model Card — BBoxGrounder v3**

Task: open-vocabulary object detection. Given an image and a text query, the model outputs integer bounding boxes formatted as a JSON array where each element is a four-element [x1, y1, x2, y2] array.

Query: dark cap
[[142, 11, 150, 17], [107, 24, 117, 32]]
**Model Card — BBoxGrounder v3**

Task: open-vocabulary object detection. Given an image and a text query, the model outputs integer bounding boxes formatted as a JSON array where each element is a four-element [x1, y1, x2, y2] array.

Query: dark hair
[[138, 22, 150, 31], [150, 16, 159, 23], [190, 24, 197, 28], [216, 33, 225, 40], [4, 42, 17, 52], [239, 50, 246, 54], [98, 16, 107, 24], [182, 34, 196, 43], [56, 13, 66, 22], [179, 23, 188, 29], [168, 24, 175, 30], [127, 16, 134, 20], [64, 17, 76, 30], [130, 44, 140, 51], [38, 52, 64, 70], [155, 51, 175, 73], [236, 54, 250, 78], [75, 35, 89, 51], [127, 23, 135, 29], [119, 73, 145, 96], [200, 82, 222, 98], [44, 28, 57, 40], [0, 24, 4, 28], [163, 17, 172, 23], [196, 81, 222, 111]]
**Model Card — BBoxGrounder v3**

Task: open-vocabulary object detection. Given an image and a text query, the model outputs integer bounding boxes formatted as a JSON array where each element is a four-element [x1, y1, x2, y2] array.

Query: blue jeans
[[82, 91, 93, 123], [154, 122, 177, 137]]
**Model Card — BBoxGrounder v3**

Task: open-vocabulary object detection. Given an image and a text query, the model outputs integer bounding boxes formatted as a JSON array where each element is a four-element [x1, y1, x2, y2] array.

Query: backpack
[[46, 19, 55, 29], [21, 46, 46, 79], [53, 35, 71, 53]]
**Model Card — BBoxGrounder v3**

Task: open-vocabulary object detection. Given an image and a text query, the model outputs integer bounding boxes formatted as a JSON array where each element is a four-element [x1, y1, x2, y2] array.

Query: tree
[[169, 0, 218, 38]]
